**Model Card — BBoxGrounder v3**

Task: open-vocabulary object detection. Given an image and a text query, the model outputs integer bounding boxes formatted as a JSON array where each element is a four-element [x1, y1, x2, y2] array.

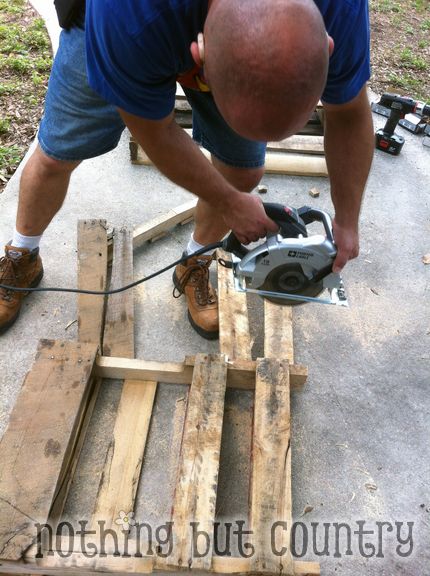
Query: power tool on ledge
[[221, 202, 348, 307], [374, 93, 430, 155]]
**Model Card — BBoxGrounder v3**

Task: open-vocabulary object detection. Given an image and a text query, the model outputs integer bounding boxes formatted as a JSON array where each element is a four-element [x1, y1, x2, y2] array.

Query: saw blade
[[259, 263, 323, 306]]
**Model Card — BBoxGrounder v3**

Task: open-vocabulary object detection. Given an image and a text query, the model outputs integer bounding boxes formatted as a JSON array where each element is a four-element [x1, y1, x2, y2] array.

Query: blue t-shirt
[[86, 0, 370, 120]]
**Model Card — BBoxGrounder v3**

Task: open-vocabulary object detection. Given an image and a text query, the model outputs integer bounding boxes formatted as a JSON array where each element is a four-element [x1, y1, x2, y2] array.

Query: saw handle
[[262, 203, 308, 237], [298, 206, 335, 244], [223, 202, 307, 258]]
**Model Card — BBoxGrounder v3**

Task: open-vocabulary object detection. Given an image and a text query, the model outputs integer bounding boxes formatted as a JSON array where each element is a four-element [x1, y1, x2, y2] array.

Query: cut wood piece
[[133, 148, 328, 177], [264, 153, 327, 176], [264, 301, 294, 363], [93, 227, 157, 530], [250, 358, 294, 575], [95, 355, 308, 391], [217, 250, 252, 360], [0, 339, 98, 562], [103, 227, 134, 358], [133, 200, 197, 249], [168, 354, 227, 571], [77, 219, 108, 345]]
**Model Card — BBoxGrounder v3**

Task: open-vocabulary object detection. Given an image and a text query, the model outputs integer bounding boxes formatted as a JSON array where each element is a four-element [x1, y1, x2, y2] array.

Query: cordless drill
[[375, 93, 430, 155]]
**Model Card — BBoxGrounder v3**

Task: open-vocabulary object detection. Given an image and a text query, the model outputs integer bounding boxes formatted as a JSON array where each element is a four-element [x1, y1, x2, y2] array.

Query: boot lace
[[173, 257, 216, 306], [0, 255, 18, 301]]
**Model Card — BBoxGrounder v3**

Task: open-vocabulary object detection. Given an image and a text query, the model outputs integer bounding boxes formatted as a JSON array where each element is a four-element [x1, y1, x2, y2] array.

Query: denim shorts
[[38, 24, 266, 168]]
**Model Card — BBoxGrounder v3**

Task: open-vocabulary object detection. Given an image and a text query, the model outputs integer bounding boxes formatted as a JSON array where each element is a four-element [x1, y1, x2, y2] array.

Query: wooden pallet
[[0, 205, 319, 576], [129, 98, 327, 178]]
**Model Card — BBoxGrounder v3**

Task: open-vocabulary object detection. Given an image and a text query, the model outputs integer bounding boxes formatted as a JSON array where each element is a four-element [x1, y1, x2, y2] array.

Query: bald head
[[204, 0, 329, 141]]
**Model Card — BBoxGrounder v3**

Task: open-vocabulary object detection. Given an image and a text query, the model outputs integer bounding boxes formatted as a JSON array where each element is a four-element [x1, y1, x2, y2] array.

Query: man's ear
[[328, 34, 334, 56], [190, 32, 205, 66]]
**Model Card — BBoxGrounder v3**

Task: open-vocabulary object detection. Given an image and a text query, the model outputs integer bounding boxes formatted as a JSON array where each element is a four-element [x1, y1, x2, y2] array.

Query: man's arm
[[119, 109, 277, 245], [323, 85, 374, 272]]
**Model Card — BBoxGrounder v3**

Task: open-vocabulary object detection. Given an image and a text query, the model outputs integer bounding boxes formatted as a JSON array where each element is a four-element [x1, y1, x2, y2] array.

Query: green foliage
[[0, 82, 19, 96], [0, 117, 10, 135], [399, 47, 428, 71], [0, 144, 23, 182]]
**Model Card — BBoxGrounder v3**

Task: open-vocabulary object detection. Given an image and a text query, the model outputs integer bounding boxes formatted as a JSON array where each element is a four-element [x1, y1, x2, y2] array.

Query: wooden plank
[[92, 228, 157, 529], [12, 547, 320, 576], [23, 535, 319, 575], [264, 302, 294, 363], [132, 148, 328, 177], [103, 227, 134, 358], [250, 359, 294, 575], [49, 374, 100, 522], [266, 135, 324, 155], [213, 557, 320, 575], [0, 340, 98, 561], [95, 355, 308, 391], [133, 200, 197, 249], [217, 250, 252, 360], [264, 153, 327, 176], [3, 556, 320, 576], [92, 380, 157, 528], [168, 354, 227, 571], [133, 131, 324, 156], [77, 219, 108, 345], [50, 224, 109, 519]]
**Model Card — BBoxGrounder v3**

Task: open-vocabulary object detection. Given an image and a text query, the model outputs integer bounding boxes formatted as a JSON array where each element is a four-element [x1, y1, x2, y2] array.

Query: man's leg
[[0, 22, 125, 334], [193, 157, 264, 245], [174, 88, 266, 340], [174, 157, 264, 340], [16, 145, 80, 236]]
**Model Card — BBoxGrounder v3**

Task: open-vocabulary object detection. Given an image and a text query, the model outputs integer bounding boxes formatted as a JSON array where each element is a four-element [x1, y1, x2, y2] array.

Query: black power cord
[[0, 242, 224, 296]]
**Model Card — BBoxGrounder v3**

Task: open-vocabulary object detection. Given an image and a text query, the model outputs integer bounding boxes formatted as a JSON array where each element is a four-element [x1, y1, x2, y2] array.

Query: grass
[[0, 0, 51, 187], [370, 0, 430, 100], [399, 47, 428, 71], [0, 145, 22, 182]]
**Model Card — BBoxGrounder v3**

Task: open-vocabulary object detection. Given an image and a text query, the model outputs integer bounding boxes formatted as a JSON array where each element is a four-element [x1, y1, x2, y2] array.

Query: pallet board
[[77, 219, 108, 345], [49, 220, 110, 521], [129, 99, 326, 177], [167, 354, 227, 571], [217, 250, 252, 360], [250, 359, 293, 575], [0, 339, 98, 561], [0, 203, 319, 576], [131, 144, 328, 177], [92, 226, 158, 530]]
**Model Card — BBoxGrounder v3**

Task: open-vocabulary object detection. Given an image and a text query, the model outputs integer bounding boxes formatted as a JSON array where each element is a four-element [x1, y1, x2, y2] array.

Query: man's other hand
[[332, 218, 359, 272]]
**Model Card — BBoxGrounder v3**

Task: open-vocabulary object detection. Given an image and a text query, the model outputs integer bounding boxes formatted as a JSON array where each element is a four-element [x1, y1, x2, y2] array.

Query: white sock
[[11, 228, 42, 251], [186, 233, 215, 256]]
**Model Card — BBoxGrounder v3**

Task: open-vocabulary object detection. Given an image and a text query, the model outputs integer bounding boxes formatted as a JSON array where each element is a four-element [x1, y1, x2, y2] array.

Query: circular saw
[[222, 203, 348, 307]]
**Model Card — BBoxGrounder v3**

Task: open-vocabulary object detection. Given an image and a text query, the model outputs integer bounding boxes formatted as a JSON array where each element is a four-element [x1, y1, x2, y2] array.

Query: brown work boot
[[0, 245, 44, 334], [173, 252, 219, 340]]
